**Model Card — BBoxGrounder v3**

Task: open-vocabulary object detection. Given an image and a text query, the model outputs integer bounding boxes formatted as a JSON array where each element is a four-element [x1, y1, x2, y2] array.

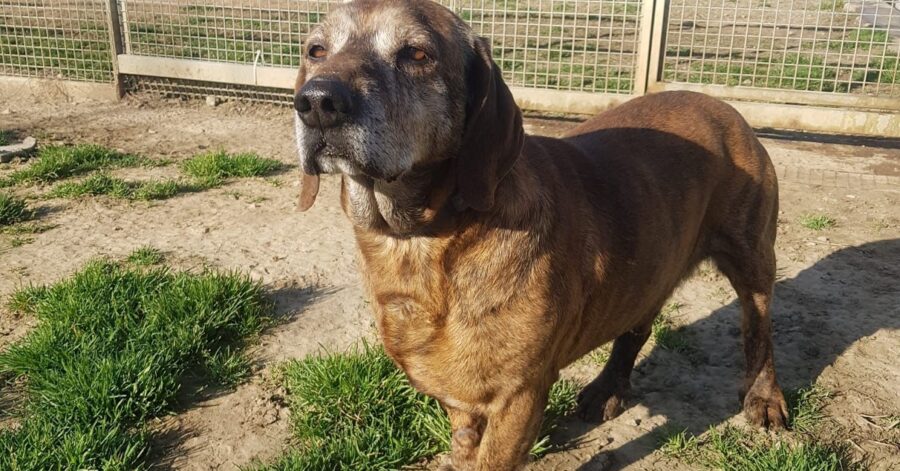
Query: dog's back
[[514, 91, 779, 366]]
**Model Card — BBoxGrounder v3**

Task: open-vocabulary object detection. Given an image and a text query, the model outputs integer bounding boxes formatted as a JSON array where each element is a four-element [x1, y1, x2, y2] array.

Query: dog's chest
[[354, 230, 555, 405]]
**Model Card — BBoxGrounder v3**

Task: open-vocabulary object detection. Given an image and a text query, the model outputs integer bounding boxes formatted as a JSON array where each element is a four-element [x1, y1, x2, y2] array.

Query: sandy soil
[[0, 92, 898, 470]]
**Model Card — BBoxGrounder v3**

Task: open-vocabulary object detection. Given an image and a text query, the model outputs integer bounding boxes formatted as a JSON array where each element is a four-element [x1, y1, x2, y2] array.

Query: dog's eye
[[308, 45, 327, 60], [401, 46, 428, 63]]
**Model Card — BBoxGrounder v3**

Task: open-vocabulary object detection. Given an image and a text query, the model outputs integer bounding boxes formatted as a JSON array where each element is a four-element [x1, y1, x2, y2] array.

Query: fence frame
[[2, 0, 898, 137]]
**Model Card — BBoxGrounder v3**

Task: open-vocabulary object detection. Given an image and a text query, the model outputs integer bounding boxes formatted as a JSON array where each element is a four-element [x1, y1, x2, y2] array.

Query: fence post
[[105, 0, 125, 98], [634, 0, 658, 95], [645, 0, 670, 93]]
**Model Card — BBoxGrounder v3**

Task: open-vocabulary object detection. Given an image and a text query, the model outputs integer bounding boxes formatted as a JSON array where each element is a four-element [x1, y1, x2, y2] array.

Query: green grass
[[652, 302, 691, 352], [261, 345, 579, 470], [0, 130, 11, 146], [0, 145, 143, 187], [707, 426, 859, 471], [0, 260, 271, 469], [800, 214, 837, 231], [819, 0, 845, 11], [786, 384, 832, 433], [126, 246, 165, 266], [659, 425, 859, 471], [181, 151, 283, 187], [657, 426, 703, 462], [48, 174, 191, 201], [0, 193, 29, 226]]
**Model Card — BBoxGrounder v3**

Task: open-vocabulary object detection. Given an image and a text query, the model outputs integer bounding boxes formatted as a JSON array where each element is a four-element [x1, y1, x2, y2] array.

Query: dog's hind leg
[[711, 236, 788, 429], [575, 320, 652, 423]]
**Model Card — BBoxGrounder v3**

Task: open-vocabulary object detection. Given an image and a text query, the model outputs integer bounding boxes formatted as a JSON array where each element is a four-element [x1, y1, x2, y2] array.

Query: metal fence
[[1, 0, 898, 135], [659, 0, 899, 101], [0, 0, 113, 81]]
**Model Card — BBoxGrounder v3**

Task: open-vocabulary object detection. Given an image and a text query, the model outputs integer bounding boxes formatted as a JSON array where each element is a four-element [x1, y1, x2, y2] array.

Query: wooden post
[[105, 0, 125, 99]]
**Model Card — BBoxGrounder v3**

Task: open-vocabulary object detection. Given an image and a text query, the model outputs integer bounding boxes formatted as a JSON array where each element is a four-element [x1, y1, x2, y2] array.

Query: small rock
[[206, 95, 220, 107], [148, 129, 156, 134], [817, 236, 829, 242], [0, 109, 10, 115], [843, 2, 860, 12], [633, 418, 642, 426]]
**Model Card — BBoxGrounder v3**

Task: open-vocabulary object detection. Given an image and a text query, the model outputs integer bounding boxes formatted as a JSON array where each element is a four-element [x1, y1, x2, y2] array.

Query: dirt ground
[[1, 91, 898, 470]]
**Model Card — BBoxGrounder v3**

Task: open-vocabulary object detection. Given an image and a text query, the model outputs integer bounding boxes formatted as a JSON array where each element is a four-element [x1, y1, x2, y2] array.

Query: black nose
[[295, 79, 353, 128]]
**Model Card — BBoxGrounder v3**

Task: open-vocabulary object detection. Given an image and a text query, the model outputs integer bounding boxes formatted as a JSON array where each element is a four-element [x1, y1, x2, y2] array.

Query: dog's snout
[[295, 79, 353, 128]]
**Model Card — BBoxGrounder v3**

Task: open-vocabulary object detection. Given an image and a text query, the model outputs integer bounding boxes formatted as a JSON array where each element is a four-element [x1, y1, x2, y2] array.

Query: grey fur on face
[[294, 0, 470, 183]]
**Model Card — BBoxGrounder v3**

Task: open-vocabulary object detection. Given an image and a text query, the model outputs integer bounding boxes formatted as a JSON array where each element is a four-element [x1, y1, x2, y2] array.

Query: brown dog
[[293, 1, 787, 469]]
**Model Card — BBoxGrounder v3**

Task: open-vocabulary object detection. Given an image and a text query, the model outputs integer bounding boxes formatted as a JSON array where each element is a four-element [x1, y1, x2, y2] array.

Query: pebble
[[206, 95, 220, 107]]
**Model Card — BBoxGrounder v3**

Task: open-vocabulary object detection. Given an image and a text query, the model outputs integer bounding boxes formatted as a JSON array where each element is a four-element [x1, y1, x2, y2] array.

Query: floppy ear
[[294, 65, 320, 212], [455, 36, 525, 212]]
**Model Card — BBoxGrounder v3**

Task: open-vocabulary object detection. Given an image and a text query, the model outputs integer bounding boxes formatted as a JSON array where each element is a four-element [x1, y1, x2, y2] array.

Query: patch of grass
[[652, 302, 691, 352], [657, 426, 703, 462], [0, 222, 56, 235], [132, 180, 180, 200], [707, 426, 859, 471], [786, 384, 831, 433], [10, 236, 33, 247], [49, 173, 132, 199], [181, 150, 283, 187], [0, 260, 271, 470], [585, 344, 612, 366], [800, 214, 837, 231], [126, 246, 165, 266], [262, 345, 579, 470], [660, 425, 859, 471], [0, 130, 11, 146], [49, 174, 196, 201], [0, 145, 142, 187], [0, 193, 30, 226], [819, 0, 844, 11]]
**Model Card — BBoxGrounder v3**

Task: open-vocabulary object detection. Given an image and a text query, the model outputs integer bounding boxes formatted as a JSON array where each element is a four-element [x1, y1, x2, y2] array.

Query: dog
[[292, 1, 788, 469]]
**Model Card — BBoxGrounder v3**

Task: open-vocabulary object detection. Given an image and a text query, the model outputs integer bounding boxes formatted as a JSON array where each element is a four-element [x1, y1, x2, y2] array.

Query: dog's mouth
[[302, 129, 402, 182]]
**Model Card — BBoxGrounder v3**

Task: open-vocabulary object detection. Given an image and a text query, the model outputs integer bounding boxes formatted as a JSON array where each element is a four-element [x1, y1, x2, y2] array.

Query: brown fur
[[293, 1, 788, 469]]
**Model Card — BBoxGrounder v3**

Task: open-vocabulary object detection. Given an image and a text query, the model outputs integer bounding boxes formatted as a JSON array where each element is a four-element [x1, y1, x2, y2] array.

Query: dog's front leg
[[472, 387, 549, 471], [440, 405, 485, 470]]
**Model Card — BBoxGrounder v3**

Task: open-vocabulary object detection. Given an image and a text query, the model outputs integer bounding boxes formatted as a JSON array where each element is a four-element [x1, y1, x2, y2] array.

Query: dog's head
[[295, 0, 524, 212]]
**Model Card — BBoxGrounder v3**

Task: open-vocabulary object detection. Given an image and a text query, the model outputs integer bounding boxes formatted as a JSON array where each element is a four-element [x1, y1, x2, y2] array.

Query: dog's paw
[[575, 378, 628, 423], [742, 381, 789, 429]]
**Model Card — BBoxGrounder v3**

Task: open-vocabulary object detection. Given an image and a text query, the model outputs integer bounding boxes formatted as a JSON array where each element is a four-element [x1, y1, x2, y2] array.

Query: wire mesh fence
[[0, 0, 113, 82], [119, 0, 644, 94], [663, 0, 900, 97], [1, 0, 898, 101]]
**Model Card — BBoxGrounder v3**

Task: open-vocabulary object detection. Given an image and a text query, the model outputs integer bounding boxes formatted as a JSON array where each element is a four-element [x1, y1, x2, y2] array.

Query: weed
[[126, 246, 165, 266], [262, 344, 579, 470], [800, 214, 837, 231], [0, 260, 270, 469], [181, 151, 283, 187], [0, 145, 142, 187], [0, 193, 29, 226], [0, 130, 11, 146]]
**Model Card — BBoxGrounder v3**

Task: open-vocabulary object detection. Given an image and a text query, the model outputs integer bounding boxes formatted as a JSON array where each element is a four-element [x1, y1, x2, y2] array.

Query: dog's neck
[[340, 160, 459, 236]]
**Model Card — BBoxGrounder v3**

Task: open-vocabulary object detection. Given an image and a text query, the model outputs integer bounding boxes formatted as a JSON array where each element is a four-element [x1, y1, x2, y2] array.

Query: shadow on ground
[[546, 239, 900, 470]]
